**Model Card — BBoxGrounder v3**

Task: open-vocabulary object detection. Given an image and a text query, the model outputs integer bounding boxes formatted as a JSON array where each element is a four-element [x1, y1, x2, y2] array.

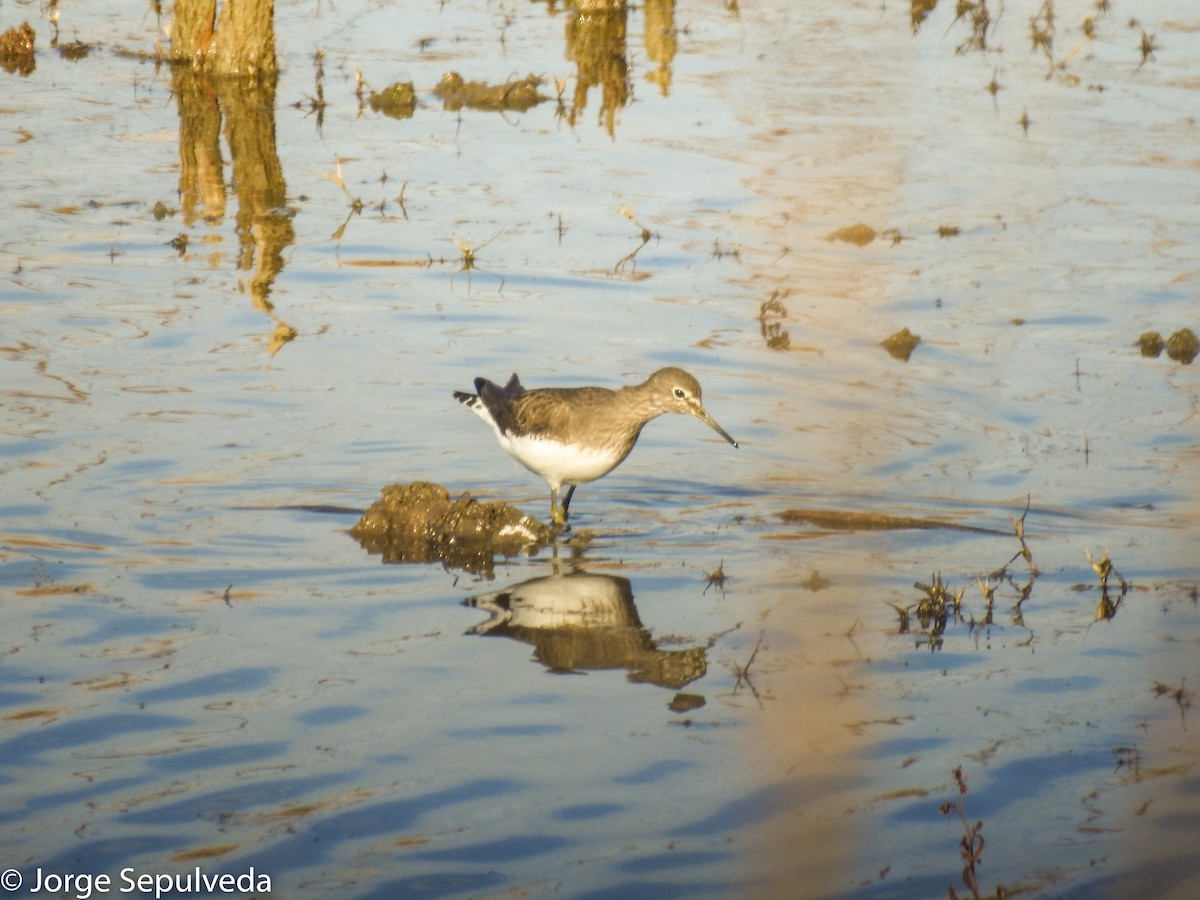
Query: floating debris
[[1136, 331, 1165, 357], [669, 692, 706, 714], [1134, 328, 1197, 363], [828, 223, 876, 246], [433, 72, 547, 112], [949, 0, 998, 55], [800, 570, 832, 591], [910, 0, 939, 33], [1165, 328, 1198, 364], [758, 292, 791, 351], [778, 508, 1001, 534], [1151, 679, 1192, 727], [1130, 19, 1158, 70], [0, 21, 35, 76], [881, 327, 921, 361], [57, 39, 91, 62], [1018, 107, 1032, 136], [703, 560, 728, 595], [369, 82, 416, 119]]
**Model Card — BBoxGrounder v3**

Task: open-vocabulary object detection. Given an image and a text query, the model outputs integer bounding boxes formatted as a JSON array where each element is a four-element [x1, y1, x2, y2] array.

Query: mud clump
[[350, 481, 551, 577], [1136, 331, 1164, 357], [58, 40, 91, 62], [0, 22, 36, 77], [828, 223, 877, 246], [369, 82, 416, 119], [1136, 327, 1198, 364], [433, 72, 547, 112], [1165, 328, 1199, 364], [881, 327, 921, 361]]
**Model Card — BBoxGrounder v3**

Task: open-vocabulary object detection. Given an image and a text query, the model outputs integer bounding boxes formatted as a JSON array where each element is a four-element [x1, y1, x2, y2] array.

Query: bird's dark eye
[[673, 388, 686, 399]]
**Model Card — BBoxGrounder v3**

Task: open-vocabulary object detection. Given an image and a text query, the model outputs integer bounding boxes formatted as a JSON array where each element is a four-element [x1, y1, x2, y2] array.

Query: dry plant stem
[[940, 767, 985, 900]]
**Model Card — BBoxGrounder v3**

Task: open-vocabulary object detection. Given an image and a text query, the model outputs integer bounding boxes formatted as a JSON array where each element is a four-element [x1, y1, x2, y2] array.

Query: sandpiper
[[454, 367, 738, 527]]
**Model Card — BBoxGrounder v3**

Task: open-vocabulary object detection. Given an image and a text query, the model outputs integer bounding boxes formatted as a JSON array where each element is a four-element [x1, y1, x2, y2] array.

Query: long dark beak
[[695, 406, 738, 449]]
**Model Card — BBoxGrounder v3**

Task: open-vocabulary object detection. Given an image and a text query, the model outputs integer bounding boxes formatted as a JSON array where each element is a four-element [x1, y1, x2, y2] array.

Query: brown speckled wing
[[510, 387, 629, 444], [506, 389, 575, 437]]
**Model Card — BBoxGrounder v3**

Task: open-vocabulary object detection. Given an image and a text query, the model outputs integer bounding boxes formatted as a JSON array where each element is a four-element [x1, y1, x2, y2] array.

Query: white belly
[[503, 432, 624, 489]]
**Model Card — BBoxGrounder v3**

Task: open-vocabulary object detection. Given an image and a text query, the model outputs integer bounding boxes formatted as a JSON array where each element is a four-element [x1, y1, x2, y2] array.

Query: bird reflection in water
[[464, 572, 707, 691]]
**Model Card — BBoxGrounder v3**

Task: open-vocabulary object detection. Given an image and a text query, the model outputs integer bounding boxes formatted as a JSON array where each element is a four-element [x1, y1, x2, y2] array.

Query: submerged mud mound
[[350, 481, 552, 577]]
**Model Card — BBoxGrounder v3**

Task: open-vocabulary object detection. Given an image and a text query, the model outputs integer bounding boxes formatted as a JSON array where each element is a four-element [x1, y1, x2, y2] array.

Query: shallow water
[[2, 1, 1198, 898]]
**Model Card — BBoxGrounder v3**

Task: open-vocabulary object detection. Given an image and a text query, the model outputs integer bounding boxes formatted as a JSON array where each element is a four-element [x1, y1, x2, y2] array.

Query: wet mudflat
[[1, 1, 1198, 898]]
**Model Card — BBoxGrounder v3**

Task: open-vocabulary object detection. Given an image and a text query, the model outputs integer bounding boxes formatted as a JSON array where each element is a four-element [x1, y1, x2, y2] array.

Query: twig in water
[[730, 631, 764, 706], [939, 767, 985, 900]]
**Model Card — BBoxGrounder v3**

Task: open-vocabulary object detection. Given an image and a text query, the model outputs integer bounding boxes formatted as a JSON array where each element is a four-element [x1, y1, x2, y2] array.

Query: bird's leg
[[561, 485, 577, 524], [550, 487, 567, 528]]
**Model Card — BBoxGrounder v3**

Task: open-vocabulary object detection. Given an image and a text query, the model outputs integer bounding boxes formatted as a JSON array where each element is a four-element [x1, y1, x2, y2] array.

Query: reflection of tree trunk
[[565, 6, 630, 137], [173, 68, 226, 225], [171, 0, 277, 76], [223, 76, 293, 317], [172, 64, 296, 352], [643, 0, 676, 96]]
